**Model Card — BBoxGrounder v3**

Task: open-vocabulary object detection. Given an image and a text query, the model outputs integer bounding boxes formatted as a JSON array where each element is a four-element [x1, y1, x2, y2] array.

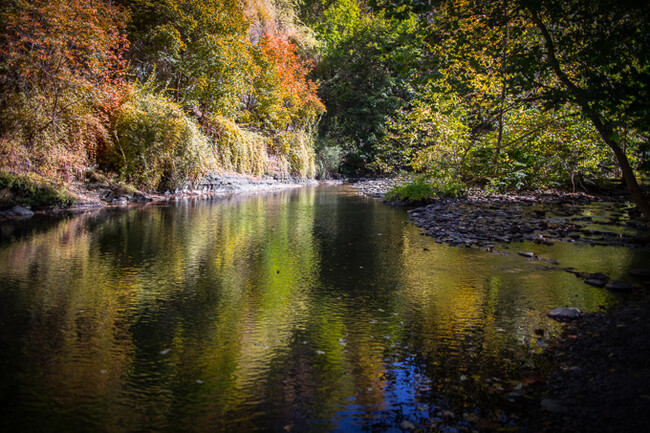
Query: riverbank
[[350, 178, 649, 249], [352, 178, 650, 432], [0, 171, 321, 221]]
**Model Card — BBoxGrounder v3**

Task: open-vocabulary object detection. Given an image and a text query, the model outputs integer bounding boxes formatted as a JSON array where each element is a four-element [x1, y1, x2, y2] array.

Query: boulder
[[1, 205, 34, 219], [548, 307, 582, 321]]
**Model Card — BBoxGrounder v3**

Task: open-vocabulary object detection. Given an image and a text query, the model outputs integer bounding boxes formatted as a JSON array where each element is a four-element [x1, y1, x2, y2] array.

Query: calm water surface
[[1, 186, 648, 432]]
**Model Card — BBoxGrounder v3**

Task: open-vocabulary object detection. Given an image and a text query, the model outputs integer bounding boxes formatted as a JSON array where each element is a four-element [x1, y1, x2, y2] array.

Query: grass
[[0, 170, 76, 208]]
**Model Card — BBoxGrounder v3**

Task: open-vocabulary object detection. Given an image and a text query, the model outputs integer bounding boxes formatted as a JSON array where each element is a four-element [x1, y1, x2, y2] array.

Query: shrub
[[103, 87, 213, 191], [205, 115, 269, 176], [271, 130, 316, 178], [385, 174, 467, 202], [0, 0, 128, 181], [316, 142, 344, 178]]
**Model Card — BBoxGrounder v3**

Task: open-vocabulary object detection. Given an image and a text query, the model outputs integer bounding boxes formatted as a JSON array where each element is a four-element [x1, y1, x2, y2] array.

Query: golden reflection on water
[[0, 186, 648, 432]]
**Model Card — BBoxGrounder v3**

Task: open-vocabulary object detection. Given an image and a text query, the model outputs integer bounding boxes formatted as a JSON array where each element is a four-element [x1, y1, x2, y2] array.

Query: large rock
[[548, 307, 582, 321], [11, 205, 33, 217], [1, 205, 35, 219]]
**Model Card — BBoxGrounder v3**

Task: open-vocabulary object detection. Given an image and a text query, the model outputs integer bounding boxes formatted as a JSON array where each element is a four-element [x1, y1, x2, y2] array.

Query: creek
[[0, 186, 648, 432]]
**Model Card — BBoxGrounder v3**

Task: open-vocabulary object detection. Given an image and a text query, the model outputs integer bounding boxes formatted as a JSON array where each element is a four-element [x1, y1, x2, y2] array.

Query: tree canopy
[[0, 0, 648, 219]]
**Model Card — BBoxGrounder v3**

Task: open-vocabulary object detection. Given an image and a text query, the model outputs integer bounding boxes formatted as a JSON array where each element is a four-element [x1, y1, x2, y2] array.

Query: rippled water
[[1, 186, 648, 432]]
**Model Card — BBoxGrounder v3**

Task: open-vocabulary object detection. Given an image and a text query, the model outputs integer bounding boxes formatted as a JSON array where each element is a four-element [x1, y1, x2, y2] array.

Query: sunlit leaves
[[0, 0, 129, 178]]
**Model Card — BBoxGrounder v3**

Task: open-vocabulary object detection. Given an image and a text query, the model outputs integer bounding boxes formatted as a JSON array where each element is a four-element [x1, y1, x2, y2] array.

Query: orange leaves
[[2, 0, 129, 104], [260, 33, 325, 118]]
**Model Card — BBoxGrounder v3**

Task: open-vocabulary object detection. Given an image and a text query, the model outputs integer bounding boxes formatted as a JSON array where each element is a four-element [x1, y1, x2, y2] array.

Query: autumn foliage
[[260, 33, 325, 127], [0, 0, 325, 190]]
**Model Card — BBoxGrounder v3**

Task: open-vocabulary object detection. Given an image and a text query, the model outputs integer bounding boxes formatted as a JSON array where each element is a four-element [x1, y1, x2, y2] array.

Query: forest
[[1, 0, 649, 218]]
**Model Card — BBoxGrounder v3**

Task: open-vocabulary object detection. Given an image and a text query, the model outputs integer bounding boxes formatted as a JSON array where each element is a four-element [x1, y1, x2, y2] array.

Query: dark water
[[1, 186, 648, 432]]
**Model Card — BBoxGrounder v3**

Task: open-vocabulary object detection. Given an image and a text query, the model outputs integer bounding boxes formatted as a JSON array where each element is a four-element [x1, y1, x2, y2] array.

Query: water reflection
[[0, 187, 648, 432]]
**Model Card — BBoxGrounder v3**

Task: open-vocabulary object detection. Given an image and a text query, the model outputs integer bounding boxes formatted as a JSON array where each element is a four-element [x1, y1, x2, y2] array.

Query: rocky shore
[[351, 178, 650, 432], [350, 179, 649, 249], [524, 287, 650, 433], [0, 171, 318, 220]]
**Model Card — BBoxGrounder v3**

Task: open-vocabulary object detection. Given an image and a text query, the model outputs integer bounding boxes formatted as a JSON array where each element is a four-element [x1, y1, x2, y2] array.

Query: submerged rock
[[586, 272, 609, 281], [0, 205, 34, 219], [541, 399, 568, 414], [605, 280, 635, 292], [548, 307, 582, 321], [629, 269, 650, 280], [585, 278, 608, 288]]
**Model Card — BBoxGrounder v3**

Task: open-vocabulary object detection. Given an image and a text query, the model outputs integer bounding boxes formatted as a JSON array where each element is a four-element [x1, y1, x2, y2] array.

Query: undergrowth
[[385, 175, 467, 202], [0, 170, 76, 208]]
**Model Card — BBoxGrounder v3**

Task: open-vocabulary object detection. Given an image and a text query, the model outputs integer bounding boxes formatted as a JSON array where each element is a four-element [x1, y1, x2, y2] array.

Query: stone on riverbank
[[352, 182, 647, 249], [548, 307, 582, 321], [0, 205, 34, 219]]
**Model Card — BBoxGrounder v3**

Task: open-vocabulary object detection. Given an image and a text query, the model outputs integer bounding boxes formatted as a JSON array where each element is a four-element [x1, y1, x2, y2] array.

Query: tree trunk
[[590, 115, 650, 222], [528, 7, 650, 223]]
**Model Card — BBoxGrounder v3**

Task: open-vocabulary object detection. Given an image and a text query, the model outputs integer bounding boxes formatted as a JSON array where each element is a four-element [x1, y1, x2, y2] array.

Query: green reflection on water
[[0, 186, 648, 432]]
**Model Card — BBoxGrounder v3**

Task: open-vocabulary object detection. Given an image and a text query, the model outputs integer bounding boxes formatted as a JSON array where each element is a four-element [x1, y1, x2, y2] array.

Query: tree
[[371, 0, 650, 220], [314, 12, 423, 172], [124, 0, 256, 117], [0, 0, 129, 177]]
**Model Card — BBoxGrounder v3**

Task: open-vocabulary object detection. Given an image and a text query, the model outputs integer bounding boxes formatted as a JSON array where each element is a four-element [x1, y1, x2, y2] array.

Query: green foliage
[[315, 140, 345, 178], [125, 0, 255, 117], [0, 170, 75, 207], [103, 85, 213, 190], [206, 115, 269, 176], [315, 12, 422, 173], [306, 0, 362, 55], [371, 0, 650, 218], [385, 174, 467, 202], [270, 130, 317, 178]]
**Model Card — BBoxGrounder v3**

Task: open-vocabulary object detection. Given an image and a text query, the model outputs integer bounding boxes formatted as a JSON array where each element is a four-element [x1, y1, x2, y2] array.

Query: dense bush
[[316, 141, 345, 178], [103, 86, 213, 190], [0, 0, 128, 180], [271, 131, 317, 179], [206, 115, 269, 176]]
